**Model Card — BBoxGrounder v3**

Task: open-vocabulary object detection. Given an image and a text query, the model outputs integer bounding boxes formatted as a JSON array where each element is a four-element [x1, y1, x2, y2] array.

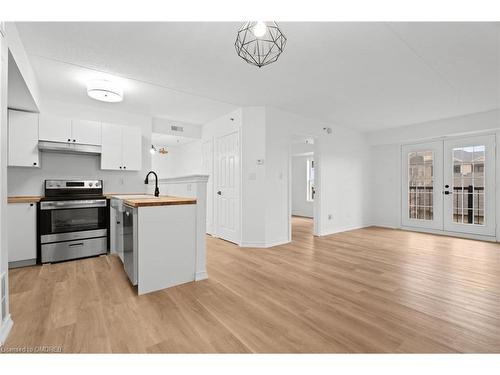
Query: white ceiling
[[16, 22, 499, 131]]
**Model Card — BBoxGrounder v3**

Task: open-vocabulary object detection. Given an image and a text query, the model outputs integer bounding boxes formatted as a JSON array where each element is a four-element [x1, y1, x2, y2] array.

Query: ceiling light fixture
[[87, 79, 123, 103], [235, 21, 287, 68]]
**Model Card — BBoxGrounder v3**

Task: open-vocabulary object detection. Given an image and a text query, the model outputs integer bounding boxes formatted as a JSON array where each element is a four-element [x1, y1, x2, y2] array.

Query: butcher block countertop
[[8, 196, 42, 203], [119, 195, 197, 208]]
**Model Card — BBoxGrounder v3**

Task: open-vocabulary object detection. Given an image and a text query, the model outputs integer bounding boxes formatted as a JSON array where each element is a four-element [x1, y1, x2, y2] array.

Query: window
[[306, 159, 315, 202], [452, 145, 484, 225], [408, 151, 433, 220]]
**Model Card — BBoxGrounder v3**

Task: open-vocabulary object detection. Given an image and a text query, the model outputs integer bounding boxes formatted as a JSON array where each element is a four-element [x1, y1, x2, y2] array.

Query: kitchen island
[[111, 193, 207, 295]]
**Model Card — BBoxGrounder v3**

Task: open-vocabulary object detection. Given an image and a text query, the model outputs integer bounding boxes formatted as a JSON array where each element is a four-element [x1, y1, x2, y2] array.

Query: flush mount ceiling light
[[235, 21, 287, 68], [87, 79, 123, 103]]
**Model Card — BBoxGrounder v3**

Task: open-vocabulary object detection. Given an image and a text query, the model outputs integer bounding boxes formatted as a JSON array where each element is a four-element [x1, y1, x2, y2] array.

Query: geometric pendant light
[[235, 21, 287, 68]]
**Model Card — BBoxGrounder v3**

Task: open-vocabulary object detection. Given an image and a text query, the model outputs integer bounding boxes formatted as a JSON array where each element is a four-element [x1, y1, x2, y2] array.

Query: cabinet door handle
[[73, 139, 76, 142], [67, 138, 71, 142], [33, 162, 37, 166], [123, 166, 126, 169], [69, 242, 84, 247], [119, 166, 122, 169], [30, 203, 34, 207]]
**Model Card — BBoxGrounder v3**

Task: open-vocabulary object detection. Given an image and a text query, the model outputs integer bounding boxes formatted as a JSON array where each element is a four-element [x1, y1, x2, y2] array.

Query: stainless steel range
[[38, 179, 108, 263]]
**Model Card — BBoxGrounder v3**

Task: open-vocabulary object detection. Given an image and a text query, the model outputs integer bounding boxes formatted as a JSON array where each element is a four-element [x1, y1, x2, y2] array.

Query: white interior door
[[443, 135, 495, 237], [401, 141, 443, 230], [215, 130, 240, 244]]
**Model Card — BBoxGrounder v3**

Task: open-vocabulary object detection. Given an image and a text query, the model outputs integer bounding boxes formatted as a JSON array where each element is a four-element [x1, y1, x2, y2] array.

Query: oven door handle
[[40, 199, 107, 210], [68, 242, 85, 247]]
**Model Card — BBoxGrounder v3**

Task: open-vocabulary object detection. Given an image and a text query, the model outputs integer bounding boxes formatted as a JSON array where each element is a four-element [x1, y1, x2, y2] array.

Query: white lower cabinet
[[8, 110, 40, 167], [7, 202, 37, 267]]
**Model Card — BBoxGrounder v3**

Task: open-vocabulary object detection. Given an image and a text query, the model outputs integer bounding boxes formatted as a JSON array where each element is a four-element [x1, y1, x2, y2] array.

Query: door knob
[[217, 191, 222, 195]]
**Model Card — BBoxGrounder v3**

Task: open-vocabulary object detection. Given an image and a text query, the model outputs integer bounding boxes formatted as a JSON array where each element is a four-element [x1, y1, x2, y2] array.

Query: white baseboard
[[0, 315, 13, 346], [195, 271, 208, 281], [400, 226, 497, 242], [240, 241, 267, 248], [265, 238, 290, 247], [318, 224, 371, 237], [240, 238, 290, 248], [369, 223, 399, 229]]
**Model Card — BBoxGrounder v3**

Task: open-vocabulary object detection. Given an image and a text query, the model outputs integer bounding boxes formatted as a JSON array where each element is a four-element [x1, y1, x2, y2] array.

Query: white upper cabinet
[[101, 122, 123, 170], [8, 109, 40, 167], [101, 123, 142, 171], [39, 113, 72, 143], [71, 119, 101, 145], [121, 125, 142, 171], [39, 114, 101, 145]]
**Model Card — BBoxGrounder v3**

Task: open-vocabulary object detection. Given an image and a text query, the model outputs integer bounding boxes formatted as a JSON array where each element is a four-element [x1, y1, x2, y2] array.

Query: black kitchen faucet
[[144, 171, 160, 197]]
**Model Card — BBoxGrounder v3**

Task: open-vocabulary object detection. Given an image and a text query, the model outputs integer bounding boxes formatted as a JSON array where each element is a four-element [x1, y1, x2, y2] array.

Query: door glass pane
[[451, 145, 485, 225], [408, 151, 433, 220]]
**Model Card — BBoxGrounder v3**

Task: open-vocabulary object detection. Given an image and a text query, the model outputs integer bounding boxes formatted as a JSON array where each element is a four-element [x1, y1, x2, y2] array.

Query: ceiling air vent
[[171, 125, 184, 132]]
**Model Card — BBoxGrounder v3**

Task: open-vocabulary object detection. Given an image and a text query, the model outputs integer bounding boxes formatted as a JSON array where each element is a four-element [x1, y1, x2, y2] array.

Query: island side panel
[[194, 180, 208, 280], [137, 204, 196, 295]]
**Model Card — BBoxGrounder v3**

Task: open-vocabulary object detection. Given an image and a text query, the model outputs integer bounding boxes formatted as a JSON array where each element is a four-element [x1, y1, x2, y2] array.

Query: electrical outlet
[[328, 214, 333, 220]]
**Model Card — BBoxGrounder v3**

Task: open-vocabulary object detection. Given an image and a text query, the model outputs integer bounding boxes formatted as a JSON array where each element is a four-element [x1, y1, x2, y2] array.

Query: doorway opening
[[290, 134, 318, 242]]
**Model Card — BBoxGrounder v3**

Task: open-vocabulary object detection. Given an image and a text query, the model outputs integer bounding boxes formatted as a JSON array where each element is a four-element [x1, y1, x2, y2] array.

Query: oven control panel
[[45, 180, 102, 189]]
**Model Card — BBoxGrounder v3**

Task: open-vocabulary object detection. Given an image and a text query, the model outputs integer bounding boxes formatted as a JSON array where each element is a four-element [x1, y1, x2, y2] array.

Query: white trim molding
[[195, 271, 208, 281], [158, 174, 209, 184], [317, 224, 372, 237], [0, 315, 13, 346], [240, 238, 290, 248]]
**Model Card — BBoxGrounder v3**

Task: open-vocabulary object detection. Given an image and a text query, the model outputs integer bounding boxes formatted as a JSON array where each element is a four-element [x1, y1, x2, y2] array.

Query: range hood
[[38, 141, 101, 155]]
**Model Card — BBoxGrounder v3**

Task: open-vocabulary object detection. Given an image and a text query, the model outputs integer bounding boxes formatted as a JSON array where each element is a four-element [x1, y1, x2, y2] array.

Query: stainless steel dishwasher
[[123, 204, 138, 286]]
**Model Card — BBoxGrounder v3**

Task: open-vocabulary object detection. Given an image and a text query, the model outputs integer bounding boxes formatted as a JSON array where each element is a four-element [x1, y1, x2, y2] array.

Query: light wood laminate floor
[[4, 217, 500, 353]]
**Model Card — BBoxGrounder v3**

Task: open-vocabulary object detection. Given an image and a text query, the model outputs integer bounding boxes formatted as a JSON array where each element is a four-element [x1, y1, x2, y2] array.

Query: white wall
[[151, 140, 203, 180], [368, 109, 499, 145], [370, 144, 401, 228], [292, 155, 314, 218], [240, 107, 267, 246], [7, 98, 153, 196], [266, 107, 372, 239], [368, 110, 500, 237], [152, 117, 202, 139]]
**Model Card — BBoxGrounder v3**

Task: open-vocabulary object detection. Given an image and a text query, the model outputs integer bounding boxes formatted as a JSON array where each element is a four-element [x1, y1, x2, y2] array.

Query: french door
[[402, 134, 496, 238]]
